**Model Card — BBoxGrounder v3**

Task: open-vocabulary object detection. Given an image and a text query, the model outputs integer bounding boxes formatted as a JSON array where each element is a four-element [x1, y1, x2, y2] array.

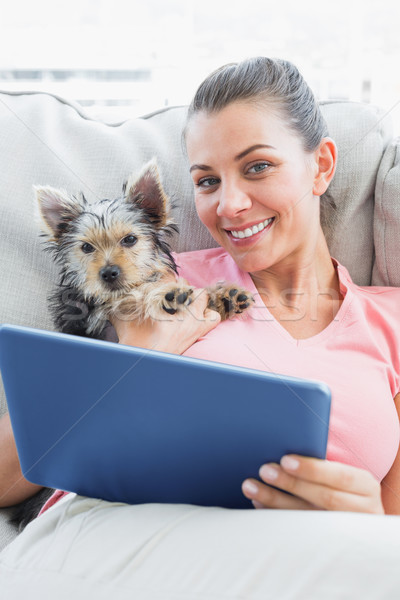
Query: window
[[1, 0, 399, 131]]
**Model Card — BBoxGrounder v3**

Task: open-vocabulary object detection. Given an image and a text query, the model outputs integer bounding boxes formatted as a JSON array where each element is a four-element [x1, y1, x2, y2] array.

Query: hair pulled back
[[186, 57, 328, 152]]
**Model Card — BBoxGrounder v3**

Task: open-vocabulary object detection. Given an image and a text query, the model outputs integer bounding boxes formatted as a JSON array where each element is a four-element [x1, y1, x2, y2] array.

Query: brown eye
[[121, 234, 137, 247], [81, 242, 95, 254]]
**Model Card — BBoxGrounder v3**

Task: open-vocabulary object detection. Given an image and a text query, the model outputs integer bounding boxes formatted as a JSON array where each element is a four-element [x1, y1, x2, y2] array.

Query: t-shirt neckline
[[237, 257, 353, 348]]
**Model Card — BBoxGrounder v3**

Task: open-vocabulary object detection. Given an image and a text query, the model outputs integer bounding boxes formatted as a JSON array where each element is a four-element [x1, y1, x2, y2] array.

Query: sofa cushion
[[2, 495, 400, 598], [319, 101, 392, 285], [372, 137, 400, 286]]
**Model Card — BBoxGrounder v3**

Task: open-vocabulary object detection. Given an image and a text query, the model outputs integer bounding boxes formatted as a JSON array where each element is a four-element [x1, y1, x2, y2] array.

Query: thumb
[[203, 307, 221, 331]]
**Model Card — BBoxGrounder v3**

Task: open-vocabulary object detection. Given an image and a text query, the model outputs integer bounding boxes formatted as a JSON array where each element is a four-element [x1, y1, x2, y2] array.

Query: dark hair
[[185, 57, 328, 152]]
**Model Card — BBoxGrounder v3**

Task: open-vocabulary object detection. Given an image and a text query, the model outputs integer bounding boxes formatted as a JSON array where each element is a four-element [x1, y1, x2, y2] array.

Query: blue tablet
[[0, 324, 331, 509]]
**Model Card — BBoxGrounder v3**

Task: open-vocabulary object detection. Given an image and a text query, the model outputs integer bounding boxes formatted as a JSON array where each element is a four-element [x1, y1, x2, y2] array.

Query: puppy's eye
[[121, 234, 137, 247], [81, 242, 95, 254]]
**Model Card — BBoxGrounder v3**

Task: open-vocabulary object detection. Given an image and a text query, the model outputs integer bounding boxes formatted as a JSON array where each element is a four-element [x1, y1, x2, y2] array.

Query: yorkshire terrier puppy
[[34, 159, 253, 339], [11, 159, 253, 530]]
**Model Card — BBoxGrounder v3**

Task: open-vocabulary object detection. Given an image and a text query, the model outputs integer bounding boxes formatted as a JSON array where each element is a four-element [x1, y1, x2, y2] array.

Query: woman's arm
[[242, 393, 400, 515], [0, 413, 43, 507], [381, 392, 400, 514]]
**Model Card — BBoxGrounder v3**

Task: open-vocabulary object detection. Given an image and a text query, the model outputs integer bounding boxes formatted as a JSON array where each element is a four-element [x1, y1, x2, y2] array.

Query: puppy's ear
[[34, 186, 85, 239], [123, 159, 172, 228]]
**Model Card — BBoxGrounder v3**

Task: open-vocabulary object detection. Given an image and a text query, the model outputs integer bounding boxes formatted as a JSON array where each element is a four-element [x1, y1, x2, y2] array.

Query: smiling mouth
[[226, 217, 275, 239]]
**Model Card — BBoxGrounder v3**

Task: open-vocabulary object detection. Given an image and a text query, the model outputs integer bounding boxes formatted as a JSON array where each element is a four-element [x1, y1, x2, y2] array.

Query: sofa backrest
[[0, 91, 399, 416], [372, 137, 400, 286]]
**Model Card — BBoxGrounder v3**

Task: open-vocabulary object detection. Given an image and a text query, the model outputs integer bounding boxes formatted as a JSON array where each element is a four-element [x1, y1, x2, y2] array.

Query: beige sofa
[[0, 91, 400, 595]]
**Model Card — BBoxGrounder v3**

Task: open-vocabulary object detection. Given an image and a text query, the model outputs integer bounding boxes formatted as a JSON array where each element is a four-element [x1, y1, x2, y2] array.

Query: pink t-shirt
[[173, 247, 400, 482]]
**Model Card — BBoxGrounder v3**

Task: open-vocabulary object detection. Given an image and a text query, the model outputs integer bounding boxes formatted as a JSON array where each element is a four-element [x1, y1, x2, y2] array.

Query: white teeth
[[230, 218, 273, 239]]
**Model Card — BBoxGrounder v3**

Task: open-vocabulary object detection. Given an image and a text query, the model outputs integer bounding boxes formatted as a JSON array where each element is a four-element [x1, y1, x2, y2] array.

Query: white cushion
[[1, 495, 400, 599]]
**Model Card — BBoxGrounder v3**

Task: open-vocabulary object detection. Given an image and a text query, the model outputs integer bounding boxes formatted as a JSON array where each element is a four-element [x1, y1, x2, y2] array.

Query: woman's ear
[[312, 137, 337, 196]]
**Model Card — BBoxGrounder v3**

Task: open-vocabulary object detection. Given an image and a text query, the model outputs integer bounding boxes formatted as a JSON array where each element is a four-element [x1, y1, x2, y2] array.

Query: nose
[[100, 265, 121, 283], [216, 181, 252, 218]]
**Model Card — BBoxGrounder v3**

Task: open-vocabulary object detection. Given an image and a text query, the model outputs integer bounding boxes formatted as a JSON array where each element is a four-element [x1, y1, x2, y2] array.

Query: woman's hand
[[111, 287, 221, 355], [242, 455, 385, 514]]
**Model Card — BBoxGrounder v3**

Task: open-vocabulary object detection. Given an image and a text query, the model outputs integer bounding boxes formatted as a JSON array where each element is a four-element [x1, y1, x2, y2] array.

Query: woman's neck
[[249, 228, 341, 309]]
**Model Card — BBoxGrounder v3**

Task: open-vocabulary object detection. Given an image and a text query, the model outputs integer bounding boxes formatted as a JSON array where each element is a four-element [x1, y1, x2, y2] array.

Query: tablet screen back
[[0, 324, 331, 509]]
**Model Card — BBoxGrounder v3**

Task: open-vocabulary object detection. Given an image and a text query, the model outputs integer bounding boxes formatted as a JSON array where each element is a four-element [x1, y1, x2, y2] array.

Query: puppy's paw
[[207, 283, 254, 320], [161, 285, 194, 315]]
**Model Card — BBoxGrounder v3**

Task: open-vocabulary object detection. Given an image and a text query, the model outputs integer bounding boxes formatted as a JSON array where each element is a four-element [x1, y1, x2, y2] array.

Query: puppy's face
[[35, 160, 176, 301], [61, 203, 162, 299]]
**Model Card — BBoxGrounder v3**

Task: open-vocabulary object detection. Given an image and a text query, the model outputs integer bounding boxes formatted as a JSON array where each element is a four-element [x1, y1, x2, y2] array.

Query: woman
[[114, 57, 400, 515], [1, 57, 399, 518], [1, 56, 400, 598]]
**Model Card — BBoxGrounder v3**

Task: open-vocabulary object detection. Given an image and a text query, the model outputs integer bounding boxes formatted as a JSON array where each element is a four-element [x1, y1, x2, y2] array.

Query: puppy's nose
[[100, 265, 121, 283]]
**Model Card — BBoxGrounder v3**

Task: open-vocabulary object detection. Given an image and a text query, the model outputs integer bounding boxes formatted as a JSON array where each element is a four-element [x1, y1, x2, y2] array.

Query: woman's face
[[185, 102, 321, 274]]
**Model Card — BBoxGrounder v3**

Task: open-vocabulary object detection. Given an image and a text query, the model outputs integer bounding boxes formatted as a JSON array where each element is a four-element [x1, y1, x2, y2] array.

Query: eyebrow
[[235, 143, 277, 160], [189, 144, 277, 173]]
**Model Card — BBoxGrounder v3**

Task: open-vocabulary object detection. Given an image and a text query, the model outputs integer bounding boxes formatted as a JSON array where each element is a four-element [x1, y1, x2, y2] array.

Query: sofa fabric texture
[[373, 137, 400, 286], [2, 495, 400, 599], [0, 91, 399, 550]]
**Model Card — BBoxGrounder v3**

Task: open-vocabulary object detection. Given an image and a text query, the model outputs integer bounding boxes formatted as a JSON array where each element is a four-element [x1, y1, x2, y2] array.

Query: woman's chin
[[217, 233, 273, 273], [224, 246, 272, 274]]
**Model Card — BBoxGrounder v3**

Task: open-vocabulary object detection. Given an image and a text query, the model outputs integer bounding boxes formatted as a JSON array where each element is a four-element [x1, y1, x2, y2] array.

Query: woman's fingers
[[177, 288, 221, 335], [112, 286, 221, 355], [242, 478, 315, 511], [279, 455, 381, 497], [188, 288, 219, 318], [243, 457, 384, 514]]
